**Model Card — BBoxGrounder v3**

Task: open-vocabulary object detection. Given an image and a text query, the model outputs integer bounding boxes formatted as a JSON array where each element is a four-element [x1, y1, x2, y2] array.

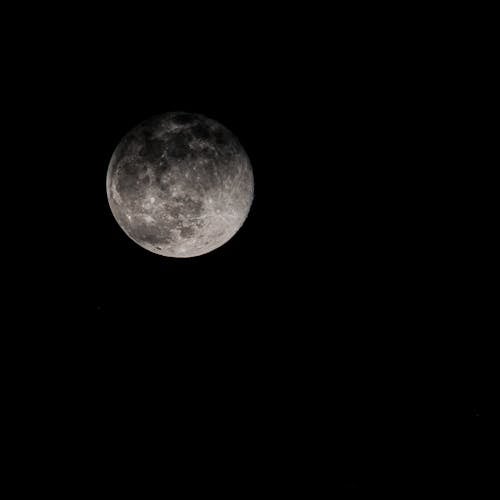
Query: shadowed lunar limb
[[106, 112, 254, 257]]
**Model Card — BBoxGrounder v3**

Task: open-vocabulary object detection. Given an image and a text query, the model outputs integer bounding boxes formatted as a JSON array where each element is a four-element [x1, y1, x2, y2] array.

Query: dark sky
[[8, 4, 493, 493]]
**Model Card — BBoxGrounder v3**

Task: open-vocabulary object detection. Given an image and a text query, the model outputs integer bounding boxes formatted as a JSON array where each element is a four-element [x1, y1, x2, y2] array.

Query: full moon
[[106, 112, 254, 258]]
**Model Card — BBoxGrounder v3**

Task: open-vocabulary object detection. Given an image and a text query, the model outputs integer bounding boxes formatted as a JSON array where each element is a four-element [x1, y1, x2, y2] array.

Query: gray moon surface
[[106, 112, 254, 258]]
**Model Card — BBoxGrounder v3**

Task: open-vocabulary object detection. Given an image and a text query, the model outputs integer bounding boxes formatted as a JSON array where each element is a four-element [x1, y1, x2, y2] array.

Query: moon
[[106, 112, 254, 258]]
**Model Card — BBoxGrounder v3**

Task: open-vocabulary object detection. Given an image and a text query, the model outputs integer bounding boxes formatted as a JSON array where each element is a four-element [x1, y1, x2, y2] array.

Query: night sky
[[9, 4, 492, 494]]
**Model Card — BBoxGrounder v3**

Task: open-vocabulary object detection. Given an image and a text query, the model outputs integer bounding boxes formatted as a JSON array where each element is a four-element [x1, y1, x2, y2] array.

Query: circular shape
[[106, 112, 254, 258]]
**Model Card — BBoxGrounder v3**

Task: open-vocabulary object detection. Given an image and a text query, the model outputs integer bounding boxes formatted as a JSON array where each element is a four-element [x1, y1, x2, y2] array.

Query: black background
[[6, 4, 494, 494]]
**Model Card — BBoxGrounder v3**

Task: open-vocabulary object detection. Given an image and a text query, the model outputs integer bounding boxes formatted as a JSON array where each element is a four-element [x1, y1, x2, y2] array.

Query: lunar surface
[[106, 112, 254, 258]]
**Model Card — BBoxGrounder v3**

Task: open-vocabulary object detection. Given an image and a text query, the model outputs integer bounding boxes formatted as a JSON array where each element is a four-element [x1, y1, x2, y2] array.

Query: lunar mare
[[106, 112, 254, 257]]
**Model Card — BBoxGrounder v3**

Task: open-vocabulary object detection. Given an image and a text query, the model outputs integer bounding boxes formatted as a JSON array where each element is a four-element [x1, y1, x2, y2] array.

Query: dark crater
[[131, 222, 172, 246], [116, 162, 150, 197], [167, 131, 193, 159], [191, 123, 211, 140], [179, 226, 196, 238], [167, 205, 182, 218], [179, 196, 203, 215], [139, 137, 165, 162], [116, 162, 138, 192], [213, 127, 232, 146]]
